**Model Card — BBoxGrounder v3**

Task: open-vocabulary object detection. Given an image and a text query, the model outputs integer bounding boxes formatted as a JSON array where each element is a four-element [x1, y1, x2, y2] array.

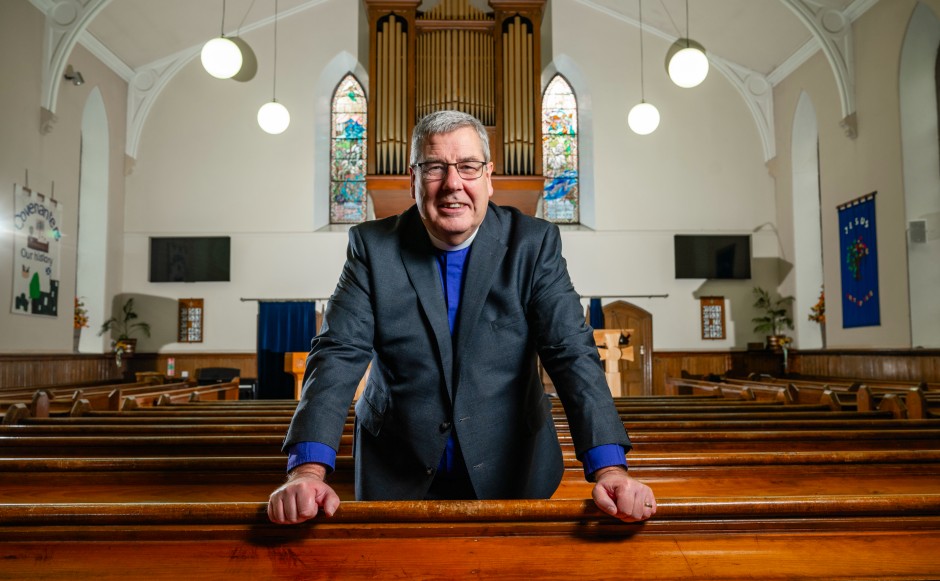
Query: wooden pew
[[3, 424, 939, 458], [9, 417, 940, 436], [2, 385, 939, 579], [3, 449, 940, 503], [1, 497, 939, 580]]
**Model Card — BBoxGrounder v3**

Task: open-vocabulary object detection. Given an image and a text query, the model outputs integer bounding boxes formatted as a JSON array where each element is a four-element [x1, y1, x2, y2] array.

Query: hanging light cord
[[638, 0, 646, 101], [220, 0, 226, 36], [272, 0, 279, 101], [685, 0, 690, 49]]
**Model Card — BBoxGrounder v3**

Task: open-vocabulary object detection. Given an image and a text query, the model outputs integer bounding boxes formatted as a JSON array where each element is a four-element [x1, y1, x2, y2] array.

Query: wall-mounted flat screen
[[149, 237, 231, 282], [674, 235, 751, 280]]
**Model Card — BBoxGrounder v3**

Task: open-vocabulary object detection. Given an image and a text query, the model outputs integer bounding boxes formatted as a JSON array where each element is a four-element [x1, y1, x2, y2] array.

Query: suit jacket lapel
[[399, 210, 455, 399], [455, 206, 507, 373]]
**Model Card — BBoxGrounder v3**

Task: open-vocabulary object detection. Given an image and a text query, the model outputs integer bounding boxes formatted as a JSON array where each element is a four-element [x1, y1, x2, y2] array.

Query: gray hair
[[410, 110, 490, 165]]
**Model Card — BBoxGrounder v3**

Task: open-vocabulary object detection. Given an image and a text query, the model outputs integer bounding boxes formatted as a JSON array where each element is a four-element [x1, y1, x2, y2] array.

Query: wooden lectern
[[285, 353, 307, 400], [285, 352, 371, 401], [593, 329, 634, 397]]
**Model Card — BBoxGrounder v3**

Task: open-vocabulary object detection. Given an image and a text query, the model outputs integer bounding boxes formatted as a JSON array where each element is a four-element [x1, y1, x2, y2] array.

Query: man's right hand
[[267, 463, 341, 524]]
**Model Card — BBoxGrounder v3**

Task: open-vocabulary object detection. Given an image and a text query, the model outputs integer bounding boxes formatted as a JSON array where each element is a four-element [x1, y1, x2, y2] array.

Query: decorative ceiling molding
[[778, 0, 857, 136], [767, 36, 819, 86], [125, 51, 197, 162], [708, 56, 776, 162], [34, 0, 113, 122], [79, 30, 134, 82], [575, 0, 776, 160]]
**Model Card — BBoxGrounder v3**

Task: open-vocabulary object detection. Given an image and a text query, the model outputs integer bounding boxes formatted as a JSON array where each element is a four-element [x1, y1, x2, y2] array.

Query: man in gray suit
[[268, 110, 655, 523]]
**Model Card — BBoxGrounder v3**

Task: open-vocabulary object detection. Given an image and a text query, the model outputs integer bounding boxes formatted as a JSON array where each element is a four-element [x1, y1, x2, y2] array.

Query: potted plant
[[98, 297, 151, 364], [751, 286, 794, 351]]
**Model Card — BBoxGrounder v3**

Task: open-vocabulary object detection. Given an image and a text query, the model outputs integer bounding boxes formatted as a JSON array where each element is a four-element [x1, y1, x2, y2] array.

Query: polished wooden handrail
[[3, 495, 940, 526]]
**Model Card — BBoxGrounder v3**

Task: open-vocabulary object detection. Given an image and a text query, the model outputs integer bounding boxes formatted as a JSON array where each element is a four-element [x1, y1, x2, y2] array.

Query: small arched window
[[330, 75, 368, 224], [541, 75, 579, 223]]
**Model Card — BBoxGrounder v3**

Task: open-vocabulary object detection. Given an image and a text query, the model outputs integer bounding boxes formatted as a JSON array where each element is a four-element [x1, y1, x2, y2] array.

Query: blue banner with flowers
[[838, 192, 880, 328]]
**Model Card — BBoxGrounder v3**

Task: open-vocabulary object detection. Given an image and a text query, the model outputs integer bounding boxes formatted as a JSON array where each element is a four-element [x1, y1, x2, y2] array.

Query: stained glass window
[[542, 75, 579, 223], [330, 75, 368, 224]]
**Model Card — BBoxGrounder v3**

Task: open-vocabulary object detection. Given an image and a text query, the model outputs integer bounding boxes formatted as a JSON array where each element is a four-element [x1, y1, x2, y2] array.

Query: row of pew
[[668, 371, 940, 418], [0, 374, 939, 578]]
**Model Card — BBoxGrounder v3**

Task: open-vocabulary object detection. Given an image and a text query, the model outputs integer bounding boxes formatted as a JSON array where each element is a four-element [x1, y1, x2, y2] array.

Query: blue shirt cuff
[[287, 441, 337, 474], [581, 444, 627, 480]]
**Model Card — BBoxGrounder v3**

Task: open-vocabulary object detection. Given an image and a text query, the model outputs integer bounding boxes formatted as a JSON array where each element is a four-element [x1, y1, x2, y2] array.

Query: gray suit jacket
[[283, 203, 631, 500]]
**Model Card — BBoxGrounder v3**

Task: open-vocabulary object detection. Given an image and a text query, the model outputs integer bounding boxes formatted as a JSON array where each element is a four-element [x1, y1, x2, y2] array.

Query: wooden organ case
[[364, 0, 546, 218]]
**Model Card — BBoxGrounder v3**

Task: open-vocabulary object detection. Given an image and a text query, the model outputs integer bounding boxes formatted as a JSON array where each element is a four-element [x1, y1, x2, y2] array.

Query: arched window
[[541, 75, 579, 223], [330, 75, 368, 224]]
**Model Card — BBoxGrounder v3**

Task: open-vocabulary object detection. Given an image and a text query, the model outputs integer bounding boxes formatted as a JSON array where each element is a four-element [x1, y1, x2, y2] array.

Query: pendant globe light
[[665, 0, 709, 88], [201, 0, 243, 79], [628, 0, 660, 135], [258, 0, 290, 134]]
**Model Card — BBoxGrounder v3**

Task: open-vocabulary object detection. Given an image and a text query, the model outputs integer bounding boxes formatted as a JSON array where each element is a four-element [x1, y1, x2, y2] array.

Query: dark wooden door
[[601, 301, 653, 396]]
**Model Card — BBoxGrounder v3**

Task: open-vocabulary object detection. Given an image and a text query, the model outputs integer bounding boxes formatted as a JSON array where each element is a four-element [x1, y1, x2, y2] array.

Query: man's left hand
[[591, 465, 656, 521]]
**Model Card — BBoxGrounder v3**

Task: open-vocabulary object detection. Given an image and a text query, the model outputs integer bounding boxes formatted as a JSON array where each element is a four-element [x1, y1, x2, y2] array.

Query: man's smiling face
[[411, 126, 493, 246]]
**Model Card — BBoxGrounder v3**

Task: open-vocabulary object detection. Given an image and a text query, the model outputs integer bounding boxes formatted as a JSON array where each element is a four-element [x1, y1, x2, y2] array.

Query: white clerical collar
[[427, 227, 479, 251]]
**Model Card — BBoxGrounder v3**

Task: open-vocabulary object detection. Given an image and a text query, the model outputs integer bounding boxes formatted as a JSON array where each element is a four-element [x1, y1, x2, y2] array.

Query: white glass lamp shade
[[201, 37, 243, 79], [258, 101, 291, 134], [628, 101, 660, 135], [666, 39, 709, 88]]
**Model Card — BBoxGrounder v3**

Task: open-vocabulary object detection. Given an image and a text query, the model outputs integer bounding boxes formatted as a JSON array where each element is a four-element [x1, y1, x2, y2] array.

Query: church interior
[[1, 0, 939, 578]]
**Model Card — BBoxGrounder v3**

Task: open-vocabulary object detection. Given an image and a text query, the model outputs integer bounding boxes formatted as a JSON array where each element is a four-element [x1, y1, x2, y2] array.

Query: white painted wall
[[900, 2, 940, 348], [0, 3, 127, 353], [5, 0, 938, 354], [549, 0, 777, 349]]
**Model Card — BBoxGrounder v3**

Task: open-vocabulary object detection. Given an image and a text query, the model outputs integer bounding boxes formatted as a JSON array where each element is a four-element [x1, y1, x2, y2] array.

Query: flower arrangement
[[808, 288, 825, 324], [113, 339, 131, 367], [74, 297, 89, 330]]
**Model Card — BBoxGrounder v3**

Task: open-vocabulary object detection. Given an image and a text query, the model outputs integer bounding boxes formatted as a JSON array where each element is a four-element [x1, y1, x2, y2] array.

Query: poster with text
[[838, 192, 880, 328], [11, 184, 62, 317]]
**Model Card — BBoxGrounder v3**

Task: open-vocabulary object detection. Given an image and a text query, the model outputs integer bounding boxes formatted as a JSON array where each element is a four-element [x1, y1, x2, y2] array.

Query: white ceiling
[[29, 0, 876, 160], [77, 0, 861, 79]]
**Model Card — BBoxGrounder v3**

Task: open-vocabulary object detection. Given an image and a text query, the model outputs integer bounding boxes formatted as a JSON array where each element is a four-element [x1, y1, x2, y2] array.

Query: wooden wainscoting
[[791, 349, 940, 383], [0, 354, 125, 390], [652, 352, 734, 395], [127, 353, 257, 382], [652, 349, 940, 394], [0, 353, 258, 391]]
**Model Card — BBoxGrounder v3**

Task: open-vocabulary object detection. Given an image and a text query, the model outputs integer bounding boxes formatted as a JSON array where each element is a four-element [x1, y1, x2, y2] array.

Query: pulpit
[[285, 352, 371, 401], [593, 329, 634, 397], [285, 352, 307, 400]]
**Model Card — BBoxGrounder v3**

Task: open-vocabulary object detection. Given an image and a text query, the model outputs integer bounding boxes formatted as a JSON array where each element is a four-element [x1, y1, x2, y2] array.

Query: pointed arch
[[791, 91, 824, 349], [329, 74, 368, 224], [541, 74, 579, 224], [76, 87, 110, 352]]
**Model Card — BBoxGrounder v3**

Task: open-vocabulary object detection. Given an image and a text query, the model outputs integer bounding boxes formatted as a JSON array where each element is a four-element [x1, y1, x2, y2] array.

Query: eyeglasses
[[412, 160, 487, 181]]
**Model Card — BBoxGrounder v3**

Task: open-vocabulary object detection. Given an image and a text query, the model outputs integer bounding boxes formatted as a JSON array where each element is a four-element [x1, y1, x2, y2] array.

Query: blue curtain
[[257, 301, 318, 399], [589, 298, 605, 329], [838, 194, 880, 328]]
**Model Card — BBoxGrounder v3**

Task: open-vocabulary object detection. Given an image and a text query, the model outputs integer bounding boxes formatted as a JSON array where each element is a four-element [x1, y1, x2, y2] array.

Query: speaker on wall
[[909, 220, 927, 245]]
